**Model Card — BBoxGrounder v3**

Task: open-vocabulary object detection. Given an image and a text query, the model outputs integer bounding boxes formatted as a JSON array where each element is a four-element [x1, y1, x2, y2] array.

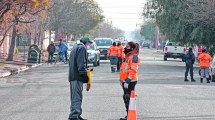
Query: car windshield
[[87, 44, 95, 50], [67, 42, 75, 50], [94, 39, 112, 46]]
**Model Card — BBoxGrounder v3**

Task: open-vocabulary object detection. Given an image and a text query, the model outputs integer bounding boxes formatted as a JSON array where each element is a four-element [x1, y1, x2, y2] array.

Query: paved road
[[0, 48, 215, 120]]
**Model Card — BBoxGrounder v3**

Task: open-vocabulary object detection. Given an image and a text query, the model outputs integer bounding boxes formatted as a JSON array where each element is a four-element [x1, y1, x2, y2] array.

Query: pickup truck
[[163, 41, 186, 61]]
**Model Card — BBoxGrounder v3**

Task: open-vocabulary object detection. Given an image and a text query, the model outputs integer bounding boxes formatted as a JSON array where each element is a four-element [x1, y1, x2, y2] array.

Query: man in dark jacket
[[47, 41, 55, 64], [184, 48, 196, 82], [68, 37, 92, 120]]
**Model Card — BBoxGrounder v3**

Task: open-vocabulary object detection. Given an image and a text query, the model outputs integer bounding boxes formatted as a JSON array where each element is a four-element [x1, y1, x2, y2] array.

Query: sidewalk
[[0, 59, 43, 78]]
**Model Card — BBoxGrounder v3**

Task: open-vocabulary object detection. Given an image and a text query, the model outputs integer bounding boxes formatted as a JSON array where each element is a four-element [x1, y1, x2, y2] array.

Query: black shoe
[[120, 118, 126, 120], [120, 116, 127, 120], [78, 116, 87, 120], [116, 70, 120, 72], [207, 78, 210, 83], [191, 79, 196, 82], [68, 118, 79, 120], [200, 78, 203, 83], [184, 79, 189, 82]]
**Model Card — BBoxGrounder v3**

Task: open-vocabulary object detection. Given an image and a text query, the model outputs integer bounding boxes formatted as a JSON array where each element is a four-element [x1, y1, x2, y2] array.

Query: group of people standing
[[107, 41, 124, 72], [68, 37, 141, 120], [47, 39, 68, 64], [184, 48, 212, 83]]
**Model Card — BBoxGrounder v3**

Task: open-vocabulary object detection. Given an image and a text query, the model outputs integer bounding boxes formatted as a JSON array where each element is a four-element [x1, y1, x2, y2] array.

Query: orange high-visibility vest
[[107, 46, 118, 57], [117, 45, 125, 58], [198, 53, 212, 68], [120, 50, 140, 81]]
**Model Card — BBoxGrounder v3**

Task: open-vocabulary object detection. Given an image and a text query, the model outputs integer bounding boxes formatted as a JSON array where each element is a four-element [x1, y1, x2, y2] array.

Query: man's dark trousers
[[48, 53, 54, 64], [185, 63, 194, 80]]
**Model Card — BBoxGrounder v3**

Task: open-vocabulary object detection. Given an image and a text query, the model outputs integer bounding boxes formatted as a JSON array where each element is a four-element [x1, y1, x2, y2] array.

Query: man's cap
[[80, 37, 93, 43]]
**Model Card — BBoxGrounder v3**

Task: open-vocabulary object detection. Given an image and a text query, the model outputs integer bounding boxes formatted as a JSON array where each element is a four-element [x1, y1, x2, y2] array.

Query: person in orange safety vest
[[117, 41, 124, 72], [198, 49, 212, 83], [119, 41, 140, 120], [107, 42, 118, 72]]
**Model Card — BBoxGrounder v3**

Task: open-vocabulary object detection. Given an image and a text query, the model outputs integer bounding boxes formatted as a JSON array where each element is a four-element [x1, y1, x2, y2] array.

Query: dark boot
[[184, 77, 189, 82], [111, 67, 114, 73], [120, 116, 127, 120], [191, 74, 196, 82], [207, 78, 210, 83], [68, 118, 79, 120], [78, 116, 87, 120], [200, 78, 203, 83]]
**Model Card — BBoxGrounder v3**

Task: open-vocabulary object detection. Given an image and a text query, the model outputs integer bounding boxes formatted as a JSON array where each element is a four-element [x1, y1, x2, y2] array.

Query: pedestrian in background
[[184, 48, 196, 82], [117, 41, 124, 72], [198, 49, 212, 83], [47, 41, 55, 64], [119, 42, 140, 120], [68, 37, 92, 120], [107, 42, 118, 72], [59, 39, 68, 63]]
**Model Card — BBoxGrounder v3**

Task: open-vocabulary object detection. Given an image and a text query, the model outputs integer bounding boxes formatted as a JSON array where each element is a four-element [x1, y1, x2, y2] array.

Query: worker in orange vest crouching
[[107, 42, 118, 73], [119, 41, 140, 120]]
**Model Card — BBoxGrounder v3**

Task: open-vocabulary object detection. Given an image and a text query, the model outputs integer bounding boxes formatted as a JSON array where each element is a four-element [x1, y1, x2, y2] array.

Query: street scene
[[1, 48, 215, 120], [1, 0, 215, 120]]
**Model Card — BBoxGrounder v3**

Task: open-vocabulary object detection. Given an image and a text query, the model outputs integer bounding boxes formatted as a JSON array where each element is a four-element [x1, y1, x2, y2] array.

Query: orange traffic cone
[[127, 90, 137, 120]]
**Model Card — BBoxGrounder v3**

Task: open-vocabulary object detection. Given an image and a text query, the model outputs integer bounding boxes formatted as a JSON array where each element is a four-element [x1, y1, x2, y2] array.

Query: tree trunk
[[6, 26, 16, 61], [49, 30, 51, 44]]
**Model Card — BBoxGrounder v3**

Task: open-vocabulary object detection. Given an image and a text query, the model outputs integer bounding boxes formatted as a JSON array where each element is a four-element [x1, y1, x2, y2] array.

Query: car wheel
[[164, 54, 167, 61], [212, 75, 215, 82], [182, 58, 185, 62], [93, 56, 97, 67], [93, 61, 97, 66]]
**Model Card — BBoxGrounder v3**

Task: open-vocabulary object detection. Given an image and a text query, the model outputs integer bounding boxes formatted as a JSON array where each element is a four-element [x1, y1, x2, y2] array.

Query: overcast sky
[[95, 0, 146, 32]]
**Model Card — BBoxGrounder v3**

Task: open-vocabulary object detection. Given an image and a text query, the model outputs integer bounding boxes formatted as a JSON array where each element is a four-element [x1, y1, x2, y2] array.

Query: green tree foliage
[[50, 0, 104, 40], [140, 22, 156, 41], [143, 0, 215, 48]]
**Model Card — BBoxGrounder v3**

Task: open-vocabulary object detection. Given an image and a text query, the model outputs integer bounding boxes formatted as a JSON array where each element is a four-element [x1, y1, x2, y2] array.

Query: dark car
[[141, 41, 150, 48], [87, 42, 100, 67], [94, 38, 113, 60]]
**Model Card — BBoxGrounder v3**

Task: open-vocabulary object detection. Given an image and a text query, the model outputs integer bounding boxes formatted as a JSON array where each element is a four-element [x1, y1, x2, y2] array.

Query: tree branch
[[0, 2, 10, 19], [0, 22, 15, 46]]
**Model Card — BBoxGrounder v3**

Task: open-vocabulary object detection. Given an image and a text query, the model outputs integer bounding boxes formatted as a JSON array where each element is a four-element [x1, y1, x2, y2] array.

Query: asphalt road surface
[[0, 48, 215, 120]]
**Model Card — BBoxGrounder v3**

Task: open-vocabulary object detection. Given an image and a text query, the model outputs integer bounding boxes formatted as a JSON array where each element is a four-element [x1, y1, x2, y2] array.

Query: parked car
[[94, 38, 113, 60], [163, 41, 186, 61], [87, 42, 100, 66], [67, 41, 76, 59], [141, 41, 150, 48]]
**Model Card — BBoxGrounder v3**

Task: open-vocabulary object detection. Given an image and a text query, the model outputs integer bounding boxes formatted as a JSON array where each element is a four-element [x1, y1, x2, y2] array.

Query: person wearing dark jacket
[[47, 41, 55, 64], [184, 48, 196, 82], [68, 37, 92, 120]]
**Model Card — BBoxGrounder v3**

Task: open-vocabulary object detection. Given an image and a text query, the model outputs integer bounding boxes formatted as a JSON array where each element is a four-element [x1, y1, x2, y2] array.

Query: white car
[[163, 41, 186, 61]]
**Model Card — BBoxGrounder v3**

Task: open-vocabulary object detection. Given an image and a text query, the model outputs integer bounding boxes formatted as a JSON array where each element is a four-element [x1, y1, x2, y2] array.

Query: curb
[[0, 63, 43, 78], [0, 71, 11, 78]]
